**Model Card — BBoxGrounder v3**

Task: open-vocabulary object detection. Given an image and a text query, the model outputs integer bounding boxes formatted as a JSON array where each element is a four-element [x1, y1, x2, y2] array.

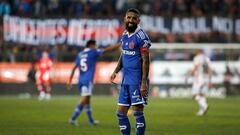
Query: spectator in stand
[[0, 0, 11, 16]]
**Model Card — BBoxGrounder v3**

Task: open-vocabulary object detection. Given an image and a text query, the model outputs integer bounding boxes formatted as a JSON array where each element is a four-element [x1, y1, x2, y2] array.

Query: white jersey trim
[[118, 103, 130, 106], [83, 48, 90, 52], [132, 101, 145, 105]]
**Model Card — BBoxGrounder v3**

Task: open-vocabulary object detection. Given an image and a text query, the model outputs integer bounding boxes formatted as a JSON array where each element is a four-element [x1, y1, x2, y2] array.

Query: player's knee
[[80, 96, 90, 105], [199, 93, 205, 97], [132, 104, 144, 111], [80, 99, 86, 105], [194, 95, 201, 101], [117, 111, 127, 118], [37, 84, 43, 90], [117, 106, 129, 114]]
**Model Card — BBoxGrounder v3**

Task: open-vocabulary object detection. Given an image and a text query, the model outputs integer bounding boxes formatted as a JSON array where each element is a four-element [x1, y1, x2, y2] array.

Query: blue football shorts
[[118, 84, 148, 106], [78, 82, 93, 96]]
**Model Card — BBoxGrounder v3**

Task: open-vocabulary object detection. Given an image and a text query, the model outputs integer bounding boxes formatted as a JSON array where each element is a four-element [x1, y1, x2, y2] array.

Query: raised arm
[[110, 53, 123, 84], [102, 43, 121, 53]]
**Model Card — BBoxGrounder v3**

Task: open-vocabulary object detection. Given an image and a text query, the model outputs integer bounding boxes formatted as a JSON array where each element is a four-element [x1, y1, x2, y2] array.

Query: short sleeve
[[94, 49, 104, 57], [137, 30, 151, 53]]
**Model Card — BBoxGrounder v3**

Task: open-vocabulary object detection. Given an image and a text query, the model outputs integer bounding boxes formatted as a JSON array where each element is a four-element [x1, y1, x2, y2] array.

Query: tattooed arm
[[140, 51, 150, 97], [110, 53, 123, 84]]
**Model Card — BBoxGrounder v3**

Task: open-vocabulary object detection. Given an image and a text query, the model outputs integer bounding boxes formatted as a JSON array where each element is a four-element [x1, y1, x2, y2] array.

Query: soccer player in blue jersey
[[67, 39, 120, 126], [110, 8, 151, 135]]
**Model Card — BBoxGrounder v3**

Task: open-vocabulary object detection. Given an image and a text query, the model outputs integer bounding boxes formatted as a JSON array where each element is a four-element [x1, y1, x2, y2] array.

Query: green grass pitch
[[0, 96, 240, 135]]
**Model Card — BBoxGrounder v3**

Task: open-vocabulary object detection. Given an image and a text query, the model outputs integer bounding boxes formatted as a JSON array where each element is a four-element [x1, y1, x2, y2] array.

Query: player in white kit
[[186, 49, 212, 116]]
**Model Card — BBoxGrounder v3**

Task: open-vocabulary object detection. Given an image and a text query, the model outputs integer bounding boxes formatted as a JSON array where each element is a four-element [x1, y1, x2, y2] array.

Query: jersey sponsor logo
[[122, 50, 136, 55], [129, 41, 134, 49], [136, 123, 145, 128]]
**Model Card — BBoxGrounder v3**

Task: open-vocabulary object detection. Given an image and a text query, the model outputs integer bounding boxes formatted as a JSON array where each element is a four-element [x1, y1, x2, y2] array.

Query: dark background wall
[[0, 83, 114, 96]]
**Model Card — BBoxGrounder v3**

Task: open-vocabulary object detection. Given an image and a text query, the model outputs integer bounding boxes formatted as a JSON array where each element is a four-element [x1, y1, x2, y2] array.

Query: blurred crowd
[[1, 0, 239, 17], [0, 44, 120, 62], [1, 43, 240, 63], [0, 0, 240, 62]]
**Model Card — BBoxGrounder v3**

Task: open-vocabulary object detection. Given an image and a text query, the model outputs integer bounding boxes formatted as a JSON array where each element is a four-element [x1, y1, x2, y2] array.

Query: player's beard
[[125, 23, 138, 33]]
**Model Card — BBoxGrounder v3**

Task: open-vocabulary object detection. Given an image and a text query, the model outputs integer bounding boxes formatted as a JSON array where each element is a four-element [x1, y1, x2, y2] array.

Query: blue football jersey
[[121, 26, 151, 85], [75, 48, 103, 85]]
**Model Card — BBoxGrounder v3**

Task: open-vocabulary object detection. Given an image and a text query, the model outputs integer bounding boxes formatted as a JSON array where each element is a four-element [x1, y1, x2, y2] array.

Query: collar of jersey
[[125, 25, 141, 38], [84, 48, 90, 52]]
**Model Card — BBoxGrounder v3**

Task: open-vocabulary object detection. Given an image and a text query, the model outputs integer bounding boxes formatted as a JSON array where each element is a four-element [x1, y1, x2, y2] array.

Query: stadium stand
[[0, 0, 240, 62]]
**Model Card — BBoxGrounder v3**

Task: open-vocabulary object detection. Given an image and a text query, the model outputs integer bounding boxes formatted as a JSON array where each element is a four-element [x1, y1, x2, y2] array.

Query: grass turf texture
[[0, 96, 239, 135]]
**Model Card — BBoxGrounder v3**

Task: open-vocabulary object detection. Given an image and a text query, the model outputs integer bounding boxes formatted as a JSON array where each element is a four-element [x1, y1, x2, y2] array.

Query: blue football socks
[[71, 104, 83, 121], [85, 105, 94, 124], [117, 112, 131, 135], [134, 111, 146, 135]]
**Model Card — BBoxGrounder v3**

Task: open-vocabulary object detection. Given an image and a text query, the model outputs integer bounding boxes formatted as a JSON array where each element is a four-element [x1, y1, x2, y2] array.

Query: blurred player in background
[[27, 62, 37, 92], [28, 62, 36, 83], [36, 51, 53, 100], [186, 49, 212, 116], [110, 84, 119, 98], [110, 8, 151, 135], [67, 39, 120, 126], [224, 65, 233, 95]]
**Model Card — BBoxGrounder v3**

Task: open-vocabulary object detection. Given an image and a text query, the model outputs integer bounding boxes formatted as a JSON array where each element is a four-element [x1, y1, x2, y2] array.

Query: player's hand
[[208, 82, 213, 89], [67, 81, 72, 90], [140, 82, 148, 98], [110, 73, 117, 84]]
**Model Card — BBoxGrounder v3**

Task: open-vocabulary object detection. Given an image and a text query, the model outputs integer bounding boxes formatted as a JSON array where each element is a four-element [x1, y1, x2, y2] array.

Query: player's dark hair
[[86, 40, 96, 47], [126, 8, 140, 16]]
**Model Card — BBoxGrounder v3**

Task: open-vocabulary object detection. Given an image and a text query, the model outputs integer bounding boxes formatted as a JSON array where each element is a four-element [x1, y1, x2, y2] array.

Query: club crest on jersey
[[129, 41, 134, 49]]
